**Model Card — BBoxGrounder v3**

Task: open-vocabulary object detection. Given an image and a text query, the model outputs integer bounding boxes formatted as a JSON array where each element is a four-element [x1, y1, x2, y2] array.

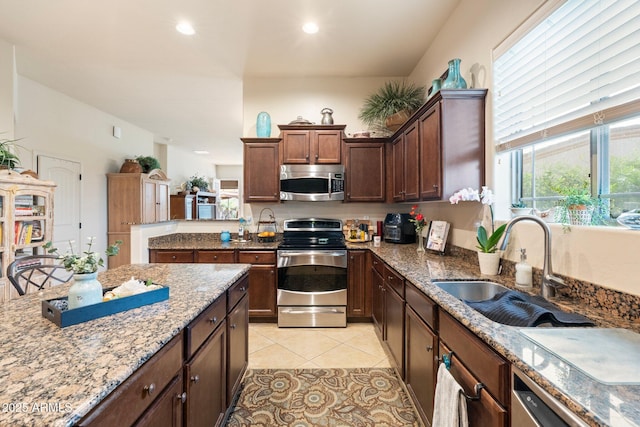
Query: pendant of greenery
[[189, 174, 209, 192], [358, 81, 426, 133], [135, 155, 161, 173]]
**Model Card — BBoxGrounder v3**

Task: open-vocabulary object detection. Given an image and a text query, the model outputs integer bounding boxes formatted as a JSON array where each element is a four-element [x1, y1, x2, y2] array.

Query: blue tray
[[42, 285, 169, 328]]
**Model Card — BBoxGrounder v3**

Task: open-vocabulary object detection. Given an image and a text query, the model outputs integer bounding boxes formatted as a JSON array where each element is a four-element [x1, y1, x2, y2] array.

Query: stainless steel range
[[277, 218, 347, 328]]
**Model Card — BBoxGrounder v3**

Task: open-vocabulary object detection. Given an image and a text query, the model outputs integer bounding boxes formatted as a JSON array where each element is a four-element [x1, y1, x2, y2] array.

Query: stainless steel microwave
[[280, 164, 345, 201]]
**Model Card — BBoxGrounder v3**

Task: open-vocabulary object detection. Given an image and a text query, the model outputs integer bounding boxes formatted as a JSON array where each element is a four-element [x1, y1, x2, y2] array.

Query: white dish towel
[[432, 363, 469, 427]]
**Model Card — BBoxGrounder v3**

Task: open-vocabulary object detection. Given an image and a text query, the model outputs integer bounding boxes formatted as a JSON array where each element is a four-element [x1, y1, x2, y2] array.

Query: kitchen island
[[0, 263, 250, 427]]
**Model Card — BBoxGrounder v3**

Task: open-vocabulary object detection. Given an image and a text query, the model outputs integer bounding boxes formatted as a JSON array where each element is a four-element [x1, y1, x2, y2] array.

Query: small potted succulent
[[510, 200, 531, 217]]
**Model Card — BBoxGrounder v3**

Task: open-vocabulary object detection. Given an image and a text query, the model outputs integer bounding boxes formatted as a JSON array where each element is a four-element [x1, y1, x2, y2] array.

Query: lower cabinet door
[[227, 296, 249, 405], [385, 285, 405, 378], [247, 265, 276, 318], [134, 373, 184, 427], [439, 343, 507, 427], [185, 321, 227, 427], [371, 268, 385, 339], [405, 306, 437, 425]]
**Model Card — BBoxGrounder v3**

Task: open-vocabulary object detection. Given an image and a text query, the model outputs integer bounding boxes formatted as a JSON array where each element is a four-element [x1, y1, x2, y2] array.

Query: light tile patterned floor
[[248, 323, 392, 369]]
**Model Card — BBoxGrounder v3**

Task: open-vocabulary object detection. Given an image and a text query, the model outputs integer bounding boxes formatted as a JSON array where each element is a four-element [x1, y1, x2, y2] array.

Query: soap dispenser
[[515, 248, 533, 291]]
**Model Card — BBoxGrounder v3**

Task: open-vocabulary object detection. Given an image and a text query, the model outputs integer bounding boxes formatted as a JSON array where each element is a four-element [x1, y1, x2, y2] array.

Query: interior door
[[37, 155, 81, 248]]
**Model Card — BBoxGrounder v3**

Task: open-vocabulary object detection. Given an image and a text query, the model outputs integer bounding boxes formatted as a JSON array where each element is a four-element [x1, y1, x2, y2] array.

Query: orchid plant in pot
[[450, 187, 506, 275]]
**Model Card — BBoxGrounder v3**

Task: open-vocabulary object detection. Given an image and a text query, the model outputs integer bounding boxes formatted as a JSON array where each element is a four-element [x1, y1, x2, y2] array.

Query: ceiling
[[0, 0, 459, 164]]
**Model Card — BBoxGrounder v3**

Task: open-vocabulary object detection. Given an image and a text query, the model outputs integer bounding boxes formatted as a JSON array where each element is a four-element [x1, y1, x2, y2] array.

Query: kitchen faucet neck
[[499, 215, 565, 298]]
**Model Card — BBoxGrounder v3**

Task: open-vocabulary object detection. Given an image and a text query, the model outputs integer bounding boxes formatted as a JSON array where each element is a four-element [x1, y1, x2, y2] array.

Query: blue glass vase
[[442, 58, 467, 89], [256, 111, 271, 137]]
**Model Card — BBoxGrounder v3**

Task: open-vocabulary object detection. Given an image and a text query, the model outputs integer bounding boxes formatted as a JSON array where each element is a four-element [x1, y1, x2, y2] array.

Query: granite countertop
[[367, 243, 640, 427], [0, 263, 250, 427], [148, 233, 279, 250]]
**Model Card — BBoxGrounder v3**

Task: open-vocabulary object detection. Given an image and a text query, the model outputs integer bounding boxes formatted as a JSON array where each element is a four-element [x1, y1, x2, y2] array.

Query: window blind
[[494, 0, 640, 152]]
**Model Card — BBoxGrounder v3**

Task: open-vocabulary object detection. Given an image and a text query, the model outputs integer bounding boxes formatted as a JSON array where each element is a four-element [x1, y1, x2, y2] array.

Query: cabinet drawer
[[371, 254, 384, 277], [405, 283, 437, 330], [228, 273, 249, 312], [196, 250, 236, 263], [79, 334, 183, 427], [185, 296, 227, 359], [238, 251, 276, 264], [152, 250, 194, 263], [384, 265, 404, 298], [439, 342, 507, 427], [439, 312, 509, 405]]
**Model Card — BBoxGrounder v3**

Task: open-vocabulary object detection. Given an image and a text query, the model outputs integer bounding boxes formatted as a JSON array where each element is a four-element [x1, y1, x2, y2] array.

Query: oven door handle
[[278, 251, 345, 258], [279, 307, 345, 315]]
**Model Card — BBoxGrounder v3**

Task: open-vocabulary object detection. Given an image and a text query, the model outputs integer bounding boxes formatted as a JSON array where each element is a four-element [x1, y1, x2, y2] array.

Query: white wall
[[0, 40, 14, 138]]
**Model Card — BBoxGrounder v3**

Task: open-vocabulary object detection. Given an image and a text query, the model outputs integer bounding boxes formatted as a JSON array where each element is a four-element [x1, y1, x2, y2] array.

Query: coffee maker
[[383, 213, 416, 244]]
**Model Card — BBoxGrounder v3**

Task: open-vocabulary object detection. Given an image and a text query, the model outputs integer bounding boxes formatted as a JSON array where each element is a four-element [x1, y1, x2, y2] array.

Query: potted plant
[[555, 187, 598, 226], [0, 137, 22, 169], [358, 80, 426, 134], [188, 174, 209, 192], [135, 155, 161, 173], [510, 200, 531, 217]]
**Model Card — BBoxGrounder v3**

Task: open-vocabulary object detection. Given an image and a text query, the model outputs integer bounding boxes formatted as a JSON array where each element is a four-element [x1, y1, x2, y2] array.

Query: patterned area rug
[[226, 368, 422, 427]]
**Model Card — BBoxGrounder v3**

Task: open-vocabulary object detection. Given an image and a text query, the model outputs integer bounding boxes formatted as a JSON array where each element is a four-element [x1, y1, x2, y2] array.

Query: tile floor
[[248, 322, 392, 369]]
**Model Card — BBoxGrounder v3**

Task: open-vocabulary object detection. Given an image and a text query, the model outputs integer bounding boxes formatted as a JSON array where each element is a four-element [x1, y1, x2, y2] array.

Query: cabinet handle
[[387, 276, 393, 281], [433, 184, 438, 188], [209, 316, 218, 324], [315, 154, 319, 159], [306, 155, 309, 160], [239, 286, 246, 292], [230, 323, 237, 329], [255, 255, 259, 260], [190, 375, 200, 384], [172, 256, 177, 260], [176, 392, 187, 403], [144, 383, 156, 395], [213, 255, 218, 260], [373, 261, 378, 265], [425, 345, 433, 352], [350, 255, 354, 260]]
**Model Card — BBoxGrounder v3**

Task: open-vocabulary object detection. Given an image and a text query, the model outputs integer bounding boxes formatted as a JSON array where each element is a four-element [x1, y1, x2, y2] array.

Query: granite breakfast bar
[[0, 263, 250, 427]]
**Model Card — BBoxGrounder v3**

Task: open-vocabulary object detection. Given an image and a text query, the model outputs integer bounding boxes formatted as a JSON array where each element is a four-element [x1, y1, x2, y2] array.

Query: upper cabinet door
[[312, 129, 342, 164], [419, 104, 442, 200], [242, 140, 280, 203], [281, 130, 310, 164]]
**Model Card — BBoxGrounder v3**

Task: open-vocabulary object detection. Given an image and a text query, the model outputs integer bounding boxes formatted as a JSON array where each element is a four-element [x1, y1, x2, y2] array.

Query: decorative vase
[[442, 58, 467, 89], [429, 78, 442, 98], [567, 206, 593, 226], [417, 230, 426, 253], [68, 272, 103, 309], [119, 159, 143, 173], [477, 251, 501, 275], [256, 111, 271, 137], [320, 108, 334, 124]]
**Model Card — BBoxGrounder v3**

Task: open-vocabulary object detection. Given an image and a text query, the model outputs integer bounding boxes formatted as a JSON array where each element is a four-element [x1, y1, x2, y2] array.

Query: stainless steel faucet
[[499, 215, 565, 298]]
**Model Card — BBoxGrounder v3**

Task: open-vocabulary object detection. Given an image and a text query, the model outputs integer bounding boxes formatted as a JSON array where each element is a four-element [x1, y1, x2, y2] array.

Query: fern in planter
[[359, 81, 426, 134], [135, 155, 161, 173]]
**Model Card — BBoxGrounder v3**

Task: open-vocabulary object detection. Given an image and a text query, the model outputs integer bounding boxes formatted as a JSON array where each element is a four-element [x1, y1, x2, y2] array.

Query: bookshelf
[[0, 171, 56, 302]]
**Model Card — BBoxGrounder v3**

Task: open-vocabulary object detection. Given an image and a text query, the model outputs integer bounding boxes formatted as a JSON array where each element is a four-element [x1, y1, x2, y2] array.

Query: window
[[494, 0, 640, 224], [215, 179, 240, 219]]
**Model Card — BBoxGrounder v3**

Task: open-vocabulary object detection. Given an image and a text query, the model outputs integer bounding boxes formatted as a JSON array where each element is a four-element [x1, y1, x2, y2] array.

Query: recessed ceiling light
[[193, 150, 209, 155], [176, 21, 195, 36], [302, 22, 319, 34]]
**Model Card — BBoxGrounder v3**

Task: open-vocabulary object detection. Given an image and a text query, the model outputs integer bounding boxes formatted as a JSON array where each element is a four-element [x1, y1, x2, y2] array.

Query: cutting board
[[520, 328, 640, 385]]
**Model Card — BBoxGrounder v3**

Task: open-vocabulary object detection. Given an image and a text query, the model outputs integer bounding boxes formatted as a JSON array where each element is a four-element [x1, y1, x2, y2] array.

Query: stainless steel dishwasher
[[512, 367, 589, 427]]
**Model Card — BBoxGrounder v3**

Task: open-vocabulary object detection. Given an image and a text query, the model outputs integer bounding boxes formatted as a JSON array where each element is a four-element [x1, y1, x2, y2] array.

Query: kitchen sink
[[432, 280, 595, 328], [432, 280, 511, 302]]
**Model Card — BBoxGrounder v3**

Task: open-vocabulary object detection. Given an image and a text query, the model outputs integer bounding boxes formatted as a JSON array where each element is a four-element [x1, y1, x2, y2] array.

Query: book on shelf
[[14, 207, 34, 216], [14, 221, 37, 245]]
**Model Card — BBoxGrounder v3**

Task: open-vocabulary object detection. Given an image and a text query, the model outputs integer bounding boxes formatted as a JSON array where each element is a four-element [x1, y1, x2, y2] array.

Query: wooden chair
[[7, 255, 73, 296]]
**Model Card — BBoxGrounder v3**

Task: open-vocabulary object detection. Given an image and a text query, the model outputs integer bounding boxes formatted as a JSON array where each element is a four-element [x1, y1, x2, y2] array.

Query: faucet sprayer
[[499, 215, 565, 298]]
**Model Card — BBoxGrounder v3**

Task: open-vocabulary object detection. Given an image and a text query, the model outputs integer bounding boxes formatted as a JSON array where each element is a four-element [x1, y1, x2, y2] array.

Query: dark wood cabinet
[[391, 123, 419, 202], [405, 306, 437, 425], [343, 138, 386, 202], [371, 255, 385, 340], [385, 278, 405, 378], [196, 250, 236, 263], [149, 250, 195, 263], [419, 89, 487, 201], [439, 342, 507, 427], [184, 320, 227, 427], [279, 125, 345, 164], [133, 372, 184, 427], [241, 138, 281, 203], [347, 250, 371, 319], [227, 295, 248, 404], [170, 194, 195, 220], [238, 251, 277, 320]]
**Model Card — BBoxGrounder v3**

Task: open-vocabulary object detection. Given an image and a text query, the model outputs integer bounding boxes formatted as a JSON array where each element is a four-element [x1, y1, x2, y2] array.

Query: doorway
[[36, 155, 81, 249]]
